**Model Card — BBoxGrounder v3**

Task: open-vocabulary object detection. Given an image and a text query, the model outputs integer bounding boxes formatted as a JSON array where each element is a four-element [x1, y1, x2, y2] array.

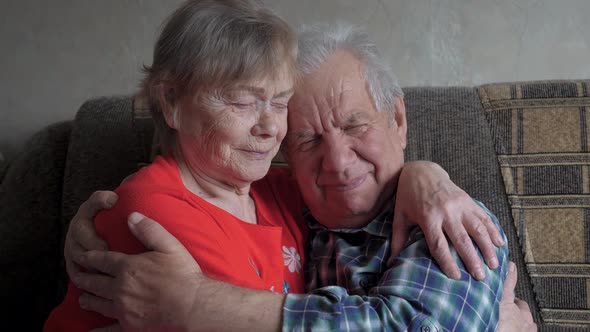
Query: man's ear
[[392, 96, 407, 149]]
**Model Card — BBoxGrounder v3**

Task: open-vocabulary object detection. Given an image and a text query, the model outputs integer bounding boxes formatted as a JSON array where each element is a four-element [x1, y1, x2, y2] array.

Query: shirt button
[[421, 326, 431, 332], [359, 279, 368, 287]]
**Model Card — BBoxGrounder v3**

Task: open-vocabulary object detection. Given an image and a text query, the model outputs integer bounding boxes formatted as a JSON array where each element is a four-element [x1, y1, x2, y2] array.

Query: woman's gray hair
[[296, 23, 403, 121], [142, 0, 298, 154]]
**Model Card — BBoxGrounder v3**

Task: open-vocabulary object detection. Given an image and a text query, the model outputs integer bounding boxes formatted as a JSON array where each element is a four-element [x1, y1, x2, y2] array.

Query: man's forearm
[[187, 277, 285, 332]]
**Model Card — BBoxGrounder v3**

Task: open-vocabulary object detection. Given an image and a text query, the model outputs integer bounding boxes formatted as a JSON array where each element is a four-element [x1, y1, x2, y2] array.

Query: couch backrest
[[64, 81, 590, 330], [62, 96, 154, 223], [402, 87, 540, 323]]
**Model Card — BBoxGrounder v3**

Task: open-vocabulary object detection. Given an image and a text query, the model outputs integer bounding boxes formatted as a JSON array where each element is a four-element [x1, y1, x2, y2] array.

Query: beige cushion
[[479, 80, 590, 328]]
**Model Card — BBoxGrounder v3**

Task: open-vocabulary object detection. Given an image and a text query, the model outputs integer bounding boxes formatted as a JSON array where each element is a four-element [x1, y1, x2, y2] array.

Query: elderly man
[[68, 24, 535, 331]]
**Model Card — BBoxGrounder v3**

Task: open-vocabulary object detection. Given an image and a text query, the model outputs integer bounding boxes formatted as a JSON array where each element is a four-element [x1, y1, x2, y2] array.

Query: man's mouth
[[324, 174, 367, 192]]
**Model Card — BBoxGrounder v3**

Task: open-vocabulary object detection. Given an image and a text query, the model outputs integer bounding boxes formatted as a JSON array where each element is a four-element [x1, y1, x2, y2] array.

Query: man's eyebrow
[[344, 111, 370, 125], [288, 129, 316, 141]]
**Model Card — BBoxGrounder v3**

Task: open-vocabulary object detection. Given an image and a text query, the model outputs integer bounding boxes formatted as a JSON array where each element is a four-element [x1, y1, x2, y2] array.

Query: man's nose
[[321, 136, 356, 173], [251, 110, 279, 138]]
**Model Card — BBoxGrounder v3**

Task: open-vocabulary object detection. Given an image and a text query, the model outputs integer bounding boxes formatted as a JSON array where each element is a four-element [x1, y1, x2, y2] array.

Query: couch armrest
[[0, 121, 72, 330], [0, 153, 8, 183]]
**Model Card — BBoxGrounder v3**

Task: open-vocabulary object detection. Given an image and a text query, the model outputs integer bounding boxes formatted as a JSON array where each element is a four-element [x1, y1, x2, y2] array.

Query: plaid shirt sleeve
[[283, 203, 509, 332]]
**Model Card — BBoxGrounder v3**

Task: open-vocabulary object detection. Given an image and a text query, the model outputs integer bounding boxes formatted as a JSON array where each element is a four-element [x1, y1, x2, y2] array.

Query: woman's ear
[[156, 83, 180, 130]]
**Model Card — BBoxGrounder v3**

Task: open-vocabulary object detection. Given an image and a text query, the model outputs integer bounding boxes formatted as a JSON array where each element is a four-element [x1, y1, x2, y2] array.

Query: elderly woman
[[45, 0, 504, 331], [45, 1, 303, 330]]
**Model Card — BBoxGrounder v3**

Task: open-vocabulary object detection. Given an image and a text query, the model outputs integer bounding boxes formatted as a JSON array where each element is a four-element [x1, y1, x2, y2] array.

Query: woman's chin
[[245, 161, 273, 181]]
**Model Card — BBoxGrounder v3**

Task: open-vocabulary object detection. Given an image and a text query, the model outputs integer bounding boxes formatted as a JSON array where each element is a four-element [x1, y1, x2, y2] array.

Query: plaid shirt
[[283, 201, 508, 332]]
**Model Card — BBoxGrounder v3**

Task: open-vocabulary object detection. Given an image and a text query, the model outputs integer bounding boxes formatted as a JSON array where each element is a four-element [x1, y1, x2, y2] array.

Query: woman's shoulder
[[98, 155, 197, 228], [117, 154, 181, 192], [95, 155, 212, 252]]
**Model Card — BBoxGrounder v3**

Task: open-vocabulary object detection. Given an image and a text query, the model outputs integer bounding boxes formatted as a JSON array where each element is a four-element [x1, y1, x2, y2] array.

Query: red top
[[45, 154, 307, 331]]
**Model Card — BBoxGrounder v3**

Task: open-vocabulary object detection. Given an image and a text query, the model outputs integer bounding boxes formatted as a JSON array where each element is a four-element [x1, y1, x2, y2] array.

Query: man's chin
[[315, 202, 376, 229]]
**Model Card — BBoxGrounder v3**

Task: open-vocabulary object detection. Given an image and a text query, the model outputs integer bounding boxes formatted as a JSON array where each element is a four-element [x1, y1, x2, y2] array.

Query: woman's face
[[176, 70, 293, 189]]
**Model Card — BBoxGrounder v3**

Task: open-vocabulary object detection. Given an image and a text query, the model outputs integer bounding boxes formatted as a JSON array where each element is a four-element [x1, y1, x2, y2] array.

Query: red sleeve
[[45, 184, 229, 331]]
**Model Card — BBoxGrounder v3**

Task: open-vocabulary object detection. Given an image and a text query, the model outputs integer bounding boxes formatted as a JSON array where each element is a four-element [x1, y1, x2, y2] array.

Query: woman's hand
[[392, 161, 505, 280]]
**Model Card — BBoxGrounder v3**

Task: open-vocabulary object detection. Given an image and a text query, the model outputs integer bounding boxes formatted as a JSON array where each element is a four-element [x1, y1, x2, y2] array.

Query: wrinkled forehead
[[196, 63, 296, 100], [288, 73, 376, 129]]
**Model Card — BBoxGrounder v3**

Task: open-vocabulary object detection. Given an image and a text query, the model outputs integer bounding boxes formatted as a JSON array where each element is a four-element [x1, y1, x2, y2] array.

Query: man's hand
[[65, 191, 118, 279], [72, 213, 204, 331], [392, 161, 505, 280], [497, 262, 537, 331], [75, 213, 284, 332]]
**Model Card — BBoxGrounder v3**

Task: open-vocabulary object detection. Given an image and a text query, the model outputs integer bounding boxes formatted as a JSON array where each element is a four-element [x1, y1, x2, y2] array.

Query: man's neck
[[315, 187, 397, 230]]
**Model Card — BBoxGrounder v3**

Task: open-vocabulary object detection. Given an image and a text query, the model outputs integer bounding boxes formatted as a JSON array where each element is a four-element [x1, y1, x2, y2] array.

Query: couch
[[1, 80, 589, 331]]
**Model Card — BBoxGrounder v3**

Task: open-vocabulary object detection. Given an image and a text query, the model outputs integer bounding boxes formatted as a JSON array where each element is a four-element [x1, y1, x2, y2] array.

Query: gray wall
[[1, 0, 589, 161]]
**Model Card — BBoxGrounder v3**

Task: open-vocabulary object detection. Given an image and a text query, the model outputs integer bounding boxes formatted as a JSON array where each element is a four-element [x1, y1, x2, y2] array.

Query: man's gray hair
[[296, 23, 403, 118]]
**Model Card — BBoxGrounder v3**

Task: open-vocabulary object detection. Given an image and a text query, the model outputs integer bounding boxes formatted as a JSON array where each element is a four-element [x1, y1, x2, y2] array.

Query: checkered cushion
[[479, 80, 590, 330]]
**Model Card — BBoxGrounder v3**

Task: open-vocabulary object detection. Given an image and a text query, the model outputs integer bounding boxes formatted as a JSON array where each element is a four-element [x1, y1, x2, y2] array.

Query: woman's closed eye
[[232, 102, 256, 109], [230, 98, 257, 111], [271, 102, 288, 111]]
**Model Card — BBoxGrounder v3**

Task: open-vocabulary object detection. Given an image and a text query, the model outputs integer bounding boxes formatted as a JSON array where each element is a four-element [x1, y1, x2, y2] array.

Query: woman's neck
[[174, 151, 257, 224]]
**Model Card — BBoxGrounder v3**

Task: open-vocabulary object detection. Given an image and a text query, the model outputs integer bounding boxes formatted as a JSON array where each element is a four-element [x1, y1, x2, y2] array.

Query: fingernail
[[490, 257, 499, 269], [474, 268, 485, 280], [128, 212, 144, 225], [509, 262, 516, 272], [496, 236, 505, 246], [106, 196, 117, 208]]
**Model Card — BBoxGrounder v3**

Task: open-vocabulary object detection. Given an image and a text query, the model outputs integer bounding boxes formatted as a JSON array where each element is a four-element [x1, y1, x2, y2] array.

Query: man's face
[[285, 50, 407, 229]]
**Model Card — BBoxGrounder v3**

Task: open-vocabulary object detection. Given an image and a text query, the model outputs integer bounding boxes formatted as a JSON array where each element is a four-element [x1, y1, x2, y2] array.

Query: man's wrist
[[403, 161, 449, 179], [186, 276, 285, 332], [185, 275, 225, 331]]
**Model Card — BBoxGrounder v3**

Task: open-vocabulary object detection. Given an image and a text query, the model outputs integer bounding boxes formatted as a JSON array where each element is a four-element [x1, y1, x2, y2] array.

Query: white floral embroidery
[[282, 246, 301, 274]]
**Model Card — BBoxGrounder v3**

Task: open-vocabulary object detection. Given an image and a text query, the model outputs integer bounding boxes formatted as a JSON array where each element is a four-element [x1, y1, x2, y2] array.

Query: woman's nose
[[251, 111, 279, 138]]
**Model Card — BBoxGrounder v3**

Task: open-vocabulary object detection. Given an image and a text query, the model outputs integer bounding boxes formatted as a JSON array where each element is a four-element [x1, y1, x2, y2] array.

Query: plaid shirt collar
[[302, 199, 395, 238]]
